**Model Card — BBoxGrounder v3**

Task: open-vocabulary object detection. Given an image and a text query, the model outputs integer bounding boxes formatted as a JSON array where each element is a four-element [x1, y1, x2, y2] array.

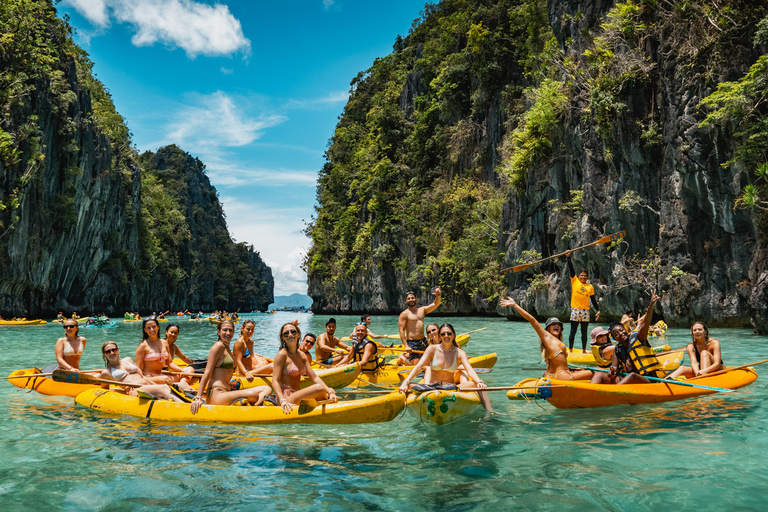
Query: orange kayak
[[7, 368, 95, 397], [535, 367, 757, 409]]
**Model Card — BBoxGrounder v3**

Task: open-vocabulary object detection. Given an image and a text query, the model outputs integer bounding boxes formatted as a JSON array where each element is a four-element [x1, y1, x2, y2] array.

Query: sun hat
[[590, 326, 610, 344], [544, 317, 563, 330]]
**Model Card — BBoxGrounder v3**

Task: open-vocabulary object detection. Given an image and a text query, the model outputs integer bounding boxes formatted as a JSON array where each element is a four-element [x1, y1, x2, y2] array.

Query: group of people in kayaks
[[53, 286, 493, 413], [499, 249, 724, 385]]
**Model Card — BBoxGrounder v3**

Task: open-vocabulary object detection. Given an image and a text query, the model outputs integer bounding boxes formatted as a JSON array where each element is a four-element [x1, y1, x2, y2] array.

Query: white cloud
[[323, 0, 336, 10], [163, 91, 286, 150], [220, 67, 234, 75], [64, 0, 251, 57], [287, 91, 349, 109], [222, 197, 311, 296]]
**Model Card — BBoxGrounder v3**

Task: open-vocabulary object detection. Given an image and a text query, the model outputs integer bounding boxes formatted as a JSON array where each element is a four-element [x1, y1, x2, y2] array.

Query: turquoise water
[[2, 313, 767, 511]]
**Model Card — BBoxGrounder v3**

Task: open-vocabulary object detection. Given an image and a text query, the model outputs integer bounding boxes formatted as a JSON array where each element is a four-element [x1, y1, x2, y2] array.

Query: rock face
[[500, 0, 768, 332], [308, 0, 768, 332], [0, 3, 272, 316]]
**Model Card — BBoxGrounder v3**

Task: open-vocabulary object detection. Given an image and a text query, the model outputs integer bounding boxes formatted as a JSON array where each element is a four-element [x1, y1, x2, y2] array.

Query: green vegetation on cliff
[[0, 0, 272, 314], [307, 0, 556, 307]]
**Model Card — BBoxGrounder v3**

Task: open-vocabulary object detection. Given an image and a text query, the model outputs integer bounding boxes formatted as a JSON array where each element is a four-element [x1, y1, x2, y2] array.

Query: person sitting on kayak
[[233, 319, 259, 381], [136, 316, 191, 389], [500, 297, 594, 382], [663, 321, 725, 380], [56, 320, 87, 372], [399, 323, 492, 411], [165, 323, 193, 365], [397, 288, 442, 365], [190, 320, 272, 413], [271, 323, 337, 414], [592, 291, 667, 385], [590, 326, 615, 369], [335, 323, 385, 371], [620, 309, 636, 333], [100, 341, 184, 402], [316, 318, 349, 366], [300, 332, 317, 361]]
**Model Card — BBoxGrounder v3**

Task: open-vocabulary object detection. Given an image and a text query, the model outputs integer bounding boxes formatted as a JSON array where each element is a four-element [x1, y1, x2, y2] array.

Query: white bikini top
[[109, 362, 138, 381], [63, 339, 83, 356]]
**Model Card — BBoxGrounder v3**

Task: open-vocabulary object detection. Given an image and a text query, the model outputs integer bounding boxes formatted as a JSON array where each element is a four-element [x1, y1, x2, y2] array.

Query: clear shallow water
[[1, 313, 767, 511]]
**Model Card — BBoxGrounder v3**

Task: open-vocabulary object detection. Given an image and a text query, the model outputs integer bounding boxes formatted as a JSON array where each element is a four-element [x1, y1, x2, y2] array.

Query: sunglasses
[[104, 348, 118, 354], [64, 325, 77, 329], [440, 332, 453, 337], [427, 329, 438, 334], [282, 329, 298, 337], [304, 340, 315, 346]]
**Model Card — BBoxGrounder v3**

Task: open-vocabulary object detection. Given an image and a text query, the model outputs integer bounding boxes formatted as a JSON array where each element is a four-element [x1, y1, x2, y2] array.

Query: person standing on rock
[[396, 288, 441, 365], [563, 250, 600, 352]]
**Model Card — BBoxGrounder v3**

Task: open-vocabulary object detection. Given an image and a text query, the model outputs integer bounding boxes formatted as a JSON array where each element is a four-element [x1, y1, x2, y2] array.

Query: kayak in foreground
[[507, 367, 758, 409], [566, 344, 673, 365], [340, 334, 470, 358], [75, 388, 406, 424], [0, 319, 47, 325], [355, 353, 497, 385], [406, 388, 481, 425]]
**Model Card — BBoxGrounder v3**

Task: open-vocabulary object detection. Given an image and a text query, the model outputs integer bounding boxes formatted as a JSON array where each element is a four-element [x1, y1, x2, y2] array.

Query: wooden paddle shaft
[[688, 358, 768, 380], [505, 231, 625, 274]]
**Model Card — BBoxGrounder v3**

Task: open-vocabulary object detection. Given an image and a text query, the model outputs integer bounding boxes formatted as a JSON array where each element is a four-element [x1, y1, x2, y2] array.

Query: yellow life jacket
[[590, 343, 613, 368], [616, 333, 666, 378]]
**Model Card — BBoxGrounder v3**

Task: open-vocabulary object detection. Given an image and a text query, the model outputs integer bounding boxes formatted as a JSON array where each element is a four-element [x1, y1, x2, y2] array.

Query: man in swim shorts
[[397, 288, 441, 365], [315, 318, 350, 366]]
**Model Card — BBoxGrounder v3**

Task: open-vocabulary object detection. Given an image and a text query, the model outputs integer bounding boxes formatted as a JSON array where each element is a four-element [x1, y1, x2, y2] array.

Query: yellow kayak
[[7, 368, 95, 397], [231, 363, 361, 390], [567, 344, 673, 365], [52, 318, 88, 324], [406, 389, 481, 425], [356, 353, 498, 385], [339, 334, 470, 358], [209, 318, 239, 325], [0, 319, 47, 325], [75, 388, 406, 424]]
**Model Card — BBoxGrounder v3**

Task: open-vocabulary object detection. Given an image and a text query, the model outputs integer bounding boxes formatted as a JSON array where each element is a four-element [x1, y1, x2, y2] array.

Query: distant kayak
[[0, 319, 46, 326]]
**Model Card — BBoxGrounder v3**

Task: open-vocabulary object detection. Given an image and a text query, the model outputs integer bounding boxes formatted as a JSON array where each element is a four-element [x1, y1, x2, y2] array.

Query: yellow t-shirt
[[570, 275, 594, 310]]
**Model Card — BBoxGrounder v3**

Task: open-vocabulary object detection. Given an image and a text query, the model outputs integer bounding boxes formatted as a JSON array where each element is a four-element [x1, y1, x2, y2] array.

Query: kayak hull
[[7, 368, 95, 397], [406, 389, 481, 425], [541, 367, 758, 409], [0, 319, 47, 325], [356, 353, 497, 385], [566, 344, 673, 365], [75, 389, 406, 424]]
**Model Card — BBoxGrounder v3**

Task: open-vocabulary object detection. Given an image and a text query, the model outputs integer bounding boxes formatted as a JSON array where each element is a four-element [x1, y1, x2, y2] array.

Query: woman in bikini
[[100, 341, 184, 402], [664, 321, 725, 379], [55, 320, 87, 371], [165, 323, 192, 365], [272, 323, 337, 414], [135, 316, 191, 388], [190, 320, 272, 413], [399, 323, 492, 410], [499, 297, 593, 381]]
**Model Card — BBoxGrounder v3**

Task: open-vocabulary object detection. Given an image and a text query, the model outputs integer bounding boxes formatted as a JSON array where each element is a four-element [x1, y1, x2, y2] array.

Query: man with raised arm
[[396, 288, 441, 365]]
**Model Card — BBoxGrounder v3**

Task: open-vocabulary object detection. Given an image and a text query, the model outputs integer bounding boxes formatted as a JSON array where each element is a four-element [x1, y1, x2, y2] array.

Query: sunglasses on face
[[427, 329, 437, 334], [64, 325, 77, 329], [282, 329, 298, 337], [440, 332, 453, 337], [304, 340, 315, 346], [104, 348, 118, 354]]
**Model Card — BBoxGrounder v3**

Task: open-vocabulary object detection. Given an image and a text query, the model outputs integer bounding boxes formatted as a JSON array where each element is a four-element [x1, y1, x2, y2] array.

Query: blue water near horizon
[[1, 312, 767, 511]]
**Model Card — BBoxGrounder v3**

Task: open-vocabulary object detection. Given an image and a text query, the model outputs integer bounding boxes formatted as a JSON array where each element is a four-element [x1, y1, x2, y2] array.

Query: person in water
[[100, 341, 184, 402], [664, 321, 725, 380], [563, 250, 600, 352], [55, 319, 87, 371], [399, 323, 492, 411], [397, 288, 442, 364], [190, 320, 271, 413], [591, 290, 666, 385], [316, 318, 349, 366], [271, 323, 337, 414], [500, 297, 594, 382]]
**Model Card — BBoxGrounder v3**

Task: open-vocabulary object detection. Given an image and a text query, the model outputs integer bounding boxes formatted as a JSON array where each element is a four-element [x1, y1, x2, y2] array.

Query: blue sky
[[59, 0, 427, 295]]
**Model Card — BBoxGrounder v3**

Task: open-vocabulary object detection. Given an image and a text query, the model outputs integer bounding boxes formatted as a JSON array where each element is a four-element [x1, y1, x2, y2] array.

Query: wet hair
[[165, 322, 179, 333], [240, 319, 255, 335], [279, 323, 301, 351], [326, 318, 336, 326], [216, 319, 236, 341], [101, 341, 118, 368], [691, 321, 709, 343], [438, 323, 459, 347], [142, 316, 160, 341]]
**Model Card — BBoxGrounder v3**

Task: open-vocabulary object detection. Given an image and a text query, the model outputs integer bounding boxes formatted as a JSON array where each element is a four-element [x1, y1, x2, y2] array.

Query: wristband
[[280, 398, 287, 404], [194, 396, 203, 401]]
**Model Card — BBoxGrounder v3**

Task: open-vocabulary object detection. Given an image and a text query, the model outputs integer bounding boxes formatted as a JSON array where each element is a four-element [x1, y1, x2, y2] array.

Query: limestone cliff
[[307, 0, 768, 332], [0, 1, 272, 316]]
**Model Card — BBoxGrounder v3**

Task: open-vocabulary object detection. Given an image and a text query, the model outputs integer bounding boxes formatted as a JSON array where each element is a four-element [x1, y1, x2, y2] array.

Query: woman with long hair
[[664, 321, 725, 379], [55, 320, 87, 371], [190, 320, 271, 413], [100, 341, 183, 402], [271, 323, 337, 414]]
